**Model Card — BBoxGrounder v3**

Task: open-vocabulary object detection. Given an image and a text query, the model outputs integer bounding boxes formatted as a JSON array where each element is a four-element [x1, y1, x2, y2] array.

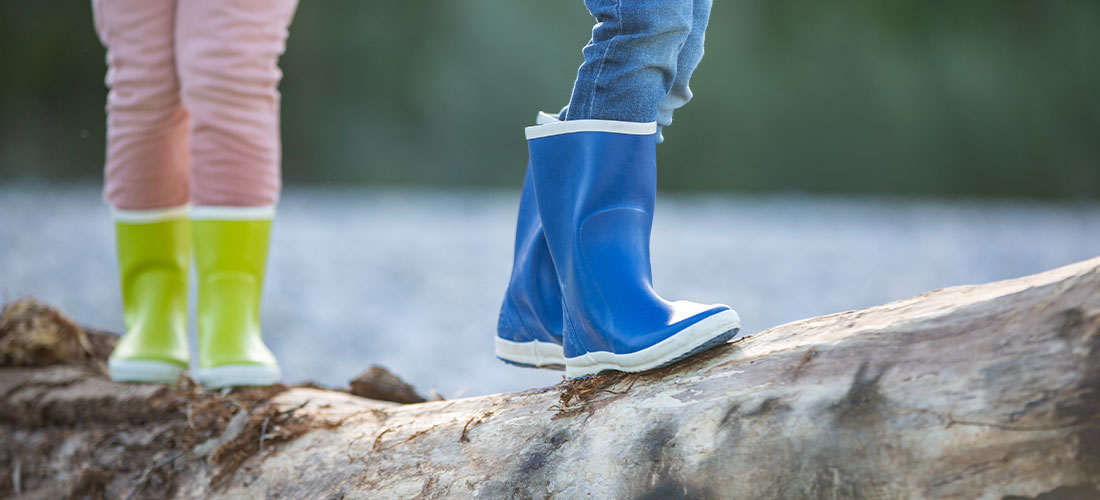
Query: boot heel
[[495, 337, 565, 369], [196, 364, 281, 389], [109, 359, 187, 384]]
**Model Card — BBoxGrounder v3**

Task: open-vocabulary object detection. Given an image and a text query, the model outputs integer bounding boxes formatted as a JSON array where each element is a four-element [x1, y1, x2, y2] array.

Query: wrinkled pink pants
[[93, 0, 298, 210]]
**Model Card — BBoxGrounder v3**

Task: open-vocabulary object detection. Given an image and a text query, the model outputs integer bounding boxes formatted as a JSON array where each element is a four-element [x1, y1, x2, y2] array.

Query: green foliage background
[[1, 1, 1098, 198]]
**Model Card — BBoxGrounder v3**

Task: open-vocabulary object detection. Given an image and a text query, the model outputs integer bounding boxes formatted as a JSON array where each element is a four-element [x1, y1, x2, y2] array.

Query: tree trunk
[[2, 257, 1099, 500]]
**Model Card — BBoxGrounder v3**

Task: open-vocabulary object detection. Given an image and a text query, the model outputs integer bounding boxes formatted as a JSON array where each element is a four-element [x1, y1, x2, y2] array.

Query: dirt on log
[[2, 257, 1100, 499]]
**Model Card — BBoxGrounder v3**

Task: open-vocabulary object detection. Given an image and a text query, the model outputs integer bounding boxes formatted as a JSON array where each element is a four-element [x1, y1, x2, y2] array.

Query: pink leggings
[[93, 0, 298, 210]]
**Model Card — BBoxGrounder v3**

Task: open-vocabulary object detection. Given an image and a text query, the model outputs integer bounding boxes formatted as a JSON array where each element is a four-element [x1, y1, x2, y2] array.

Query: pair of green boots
[[108, 208, 279, 389]]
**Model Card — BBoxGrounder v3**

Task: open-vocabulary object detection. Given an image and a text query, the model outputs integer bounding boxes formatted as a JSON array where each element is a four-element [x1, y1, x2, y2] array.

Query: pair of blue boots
[[496, 113, 741, 378]]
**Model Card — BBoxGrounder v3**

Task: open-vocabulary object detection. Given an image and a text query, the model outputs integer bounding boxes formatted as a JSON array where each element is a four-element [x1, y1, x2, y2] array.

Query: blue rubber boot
[[496, 112, 566, 369], [526, 119, 742, 378]]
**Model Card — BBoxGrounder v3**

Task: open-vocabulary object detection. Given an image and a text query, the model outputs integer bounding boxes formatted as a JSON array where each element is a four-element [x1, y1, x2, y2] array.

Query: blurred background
[[2, 2, 1098, 396]]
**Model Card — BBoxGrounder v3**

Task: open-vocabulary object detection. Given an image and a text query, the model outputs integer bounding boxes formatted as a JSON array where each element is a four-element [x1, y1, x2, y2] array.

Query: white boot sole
[[564, 309, 742, 379], [495, 337, 566, 370], [197, 364, 281, 389], [108, 359, 187, 384]]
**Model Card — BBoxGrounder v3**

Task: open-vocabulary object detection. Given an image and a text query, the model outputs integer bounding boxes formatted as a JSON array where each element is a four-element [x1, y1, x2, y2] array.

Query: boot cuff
[[191, 205, 276, 220], [112, 204, 191, 223], [525, 120, 657, 140]]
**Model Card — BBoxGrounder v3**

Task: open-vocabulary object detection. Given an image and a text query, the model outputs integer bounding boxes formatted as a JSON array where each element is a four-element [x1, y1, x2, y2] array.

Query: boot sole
[[197, 364, 281, 389], [564, 309, 742, 379], [109, 359, 187, 384], [495, 337, 566, 370]]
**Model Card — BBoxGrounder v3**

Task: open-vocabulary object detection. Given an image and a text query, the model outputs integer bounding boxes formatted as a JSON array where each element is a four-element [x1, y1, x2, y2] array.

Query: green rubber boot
[[192, 210, 280, 388], [108, 208, 192, 384]]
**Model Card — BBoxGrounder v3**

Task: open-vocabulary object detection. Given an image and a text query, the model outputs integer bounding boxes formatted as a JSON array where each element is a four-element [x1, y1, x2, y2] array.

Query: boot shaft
[[525, 119, 738, 371], [110, 208, 192, 373], [191, 210, 278, 371], [527, 121, 665, 350]]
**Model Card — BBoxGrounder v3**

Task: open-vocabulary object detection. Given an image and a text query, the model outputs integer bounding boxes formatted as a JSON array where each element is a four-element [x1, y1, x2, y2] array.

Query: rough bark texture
[[349, 365, 429, 404], [2, 257, 1100, 500]]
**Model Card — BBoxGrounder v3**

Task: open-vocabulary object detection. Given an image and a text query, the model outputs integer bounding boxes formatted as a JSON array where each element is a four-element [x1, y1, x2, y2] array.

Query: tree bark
[[2, 257, 1099, 500]]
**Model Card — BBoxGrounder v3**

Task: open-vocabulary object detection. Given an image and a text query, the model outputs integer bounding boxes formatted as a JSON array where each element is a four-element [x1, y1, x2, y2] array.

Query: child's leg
[[564, 0, 696, 123], [94, 0, 189, 210], [175, 0, 297, 208], [656, 0, 712, 140], [175, 0, 297, 388], [521, 0, 739, 378], [94, 0, 192, 384]]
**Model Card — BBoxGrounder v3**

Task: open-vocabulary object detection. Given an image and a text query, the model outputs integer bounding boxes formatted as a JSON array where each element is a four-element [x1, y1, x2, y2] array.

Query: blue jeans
[[560, 0, 712, 141]]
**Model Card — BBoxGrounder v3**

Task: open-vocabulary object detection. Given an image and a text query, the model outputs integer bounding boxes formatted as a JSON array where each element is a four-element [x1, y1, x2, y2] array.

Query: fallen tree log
[[2, 257, 1099, 499]]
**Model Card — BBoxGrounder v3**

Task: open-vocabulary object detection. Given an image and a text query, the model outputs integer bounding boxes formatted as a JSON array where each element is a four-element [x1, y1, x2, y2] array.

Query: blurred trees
[[1, 1, 1097, 198]]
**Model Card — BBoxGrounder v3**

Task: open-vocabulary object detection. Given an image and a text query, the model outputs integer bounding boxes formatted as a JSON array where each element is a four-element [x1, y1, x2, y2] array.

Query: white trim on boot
[[535, 111, 560, 125], [495, 337, 566, 369], [197, 364, 281, 389], [111, 204, 191, 224], [525, 119, 657, 139], [191, 205, 276, 221], [564, 309, 742, 378], [108, 358, 187, 384]]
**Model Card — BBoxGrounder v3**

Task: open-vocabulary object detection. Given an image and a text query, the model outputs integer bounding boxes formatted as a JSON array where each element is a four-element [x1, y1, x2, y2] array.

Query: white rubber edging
[[196, 364, 281, 389], [108, 359, 187, 384], [534, 111, 560, 125], [191, 205, 276, 221], [525, 119, 657, 140], [564, 308, 742, 378], [495, 337, 566, 369], [112, 205, 191, 224]]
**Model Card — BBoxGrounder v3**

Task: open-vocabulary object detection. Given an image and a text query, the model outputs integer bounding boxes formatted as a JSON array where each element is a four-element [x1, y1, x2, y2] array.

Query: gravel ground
[[2, 184, 1098, 397]]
